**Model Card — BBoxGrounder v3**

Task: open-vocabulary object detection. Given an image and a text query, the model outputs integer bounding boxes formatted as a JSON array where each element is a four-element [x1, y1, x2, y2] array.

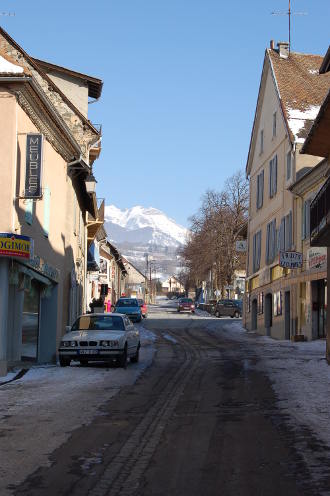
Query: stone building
[[0, 28, 102, 374]]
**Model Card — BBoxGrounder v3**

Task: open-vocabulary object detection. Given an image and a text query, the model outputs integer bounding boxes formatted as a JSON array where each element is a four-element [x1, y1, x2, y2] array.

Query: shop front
[[0, 233, 60, 374]]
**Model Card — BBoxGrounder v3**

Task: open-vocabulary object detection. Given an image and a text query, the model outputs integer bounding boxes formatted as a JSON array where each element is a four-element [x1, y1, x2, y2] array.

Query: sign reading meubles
[[25, 134, 43, 198], [0, 233, 33, 259]]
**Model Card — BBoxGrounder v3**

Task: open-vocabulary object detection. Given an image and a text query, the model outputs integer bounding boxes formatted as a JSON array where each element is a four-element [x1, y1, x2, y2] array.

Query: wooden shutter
[[274, 155, 277, 195]]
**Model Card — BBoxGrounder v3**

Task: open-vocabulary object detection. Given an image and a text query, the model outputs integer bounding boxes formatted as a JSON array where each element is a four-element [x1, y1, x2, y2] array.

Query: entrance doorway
[[251, 298, 257, 330], [265, 293, 272, 336], [285, 291, 290, 340], [21, 279, 40, 361], [317, 280, 326, 338]]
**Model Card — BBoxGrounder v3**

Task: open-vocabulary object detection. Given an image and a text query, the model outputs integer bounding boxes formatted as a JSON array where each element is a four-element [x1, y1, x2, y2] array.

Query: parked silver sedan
[[58, 313, 140, 368]]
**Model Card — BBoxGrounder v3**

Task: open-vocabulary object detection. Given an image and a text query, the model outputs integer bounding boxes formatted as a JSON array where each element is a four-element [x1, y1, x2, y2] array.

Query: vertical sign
[[25, 134, 43, 198]]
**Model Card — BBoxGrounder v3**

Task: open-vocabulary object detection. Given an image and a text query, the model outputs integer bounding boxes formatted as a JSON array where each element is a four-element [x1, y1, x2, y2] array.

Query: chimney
[[270, 40, 275, 50], [277, 41, 290, 59]]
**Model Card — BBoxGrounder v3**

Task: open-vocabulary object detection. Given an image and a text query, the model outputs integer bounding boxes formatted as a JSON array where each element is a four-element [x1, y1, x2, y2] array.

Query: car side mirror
[[65, 325, 71, 333]]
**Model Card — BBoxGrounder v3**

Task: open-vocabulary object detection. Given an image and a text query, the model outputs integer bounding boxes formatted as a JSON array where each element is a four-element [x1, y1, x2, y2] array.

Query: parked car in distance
[[137, 299, 148, 318], [214, 299, 242, 318], [114, 298, 142, 322], [58, 313, 140, 368], [177, 297, 195, 313]]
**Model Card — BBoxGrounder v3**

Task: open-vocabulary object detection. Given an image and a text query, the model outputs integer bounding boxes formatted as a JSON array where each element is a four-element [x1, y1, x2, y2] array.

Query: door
[[21, 279, 40, 361], [317, 280, 326, 338], [264, 294, 272, 336], [285, 291, 290, 340], [251, 299, 257, 330]]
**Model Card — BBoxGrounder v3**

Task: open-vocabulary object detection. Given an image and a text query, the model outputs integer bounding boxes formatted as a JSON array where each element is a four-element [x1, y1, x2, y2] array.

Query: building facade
[[245, 41, 330, 340], [0, 28, 102, 375]]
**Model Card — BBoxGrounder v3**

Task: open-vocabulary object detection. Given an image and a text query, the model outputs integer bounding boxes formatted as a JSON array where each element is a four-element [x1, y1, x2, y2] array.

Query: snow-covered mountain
[[104, 205, 188, 248], [104, 205, 189, 279]]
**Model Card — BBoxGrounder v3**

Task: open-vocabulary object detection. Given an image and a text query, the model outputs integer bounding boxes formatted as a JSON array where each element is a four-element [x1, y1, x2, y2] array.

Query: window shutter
[[302, 201, 306, 240], [25, 199, 33, 225], [274, 155, 277, 195], [260, 170, 264, 207], [306, 200, 311, 238], [257, 231, 261, 270], [266, 224, 270, 264], [289, 211, 292, 248], [253, 234, 256, 273], [280, 218, 285, 251], [269, 160, 272, 197], [256, 175, 259, 209]]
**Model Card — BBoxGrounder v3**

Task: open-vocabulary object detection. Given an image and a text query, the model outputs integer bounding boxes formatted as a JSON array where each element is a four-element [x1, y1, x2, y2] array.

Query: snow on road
[[0, 325, 156, 496]]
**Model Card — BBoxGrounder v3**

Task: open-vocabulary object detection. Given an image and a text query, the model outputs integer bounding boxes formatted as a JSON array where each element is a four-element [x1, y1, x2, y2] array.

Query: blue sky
[[1, 1, 330, 226]]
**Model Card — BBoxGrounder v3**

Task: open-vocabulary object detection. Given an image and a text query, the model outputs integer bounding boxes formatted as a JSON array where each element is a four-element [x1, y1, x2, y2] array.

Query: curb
[[0, 368, 29, 387]]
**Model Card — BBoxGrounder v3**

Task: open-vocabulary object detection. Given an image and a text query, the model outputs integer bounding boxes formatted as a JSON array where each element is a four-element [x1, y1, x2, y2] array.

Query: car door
[[124, 317, 137, 355], [223, 301, 233, 316]]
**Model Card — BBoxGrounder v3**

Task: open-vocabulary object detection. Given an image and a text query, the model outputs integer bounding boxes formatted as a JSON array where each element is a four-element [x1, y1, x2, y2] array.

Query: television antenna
[[272, 0, 307, 54]]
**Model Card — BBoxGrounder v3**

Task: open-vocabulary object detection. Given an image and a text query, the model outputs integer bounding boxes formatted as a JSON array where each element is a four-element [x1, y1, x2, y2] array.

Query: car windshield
[[116, 299, 139, 307], [180, 298, 193, 303], [71, 315, 125, 331], [137, 299, 144, 305]]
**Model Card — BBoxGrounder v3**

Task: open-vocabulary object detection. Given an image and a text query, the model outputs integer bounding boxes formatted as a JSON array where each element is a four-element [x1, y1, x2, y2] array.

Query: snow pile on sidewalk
[[222, 321, 330, 448]]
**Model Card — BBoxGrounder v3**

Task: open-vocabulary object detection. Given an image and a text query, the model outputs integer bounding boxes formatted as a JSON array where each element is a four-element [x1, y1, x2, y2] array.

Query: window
[[266, 219, 277, 264], [286, 152, 292, 180], [256, 170, 264, 209], [253, 230, 261, 273], [260, 129, 264, 154], [279, 217, 285, 252], [269, 155, 278, 198], [285, 211, 292, 250], [273, 111, 277, 137], [302, 199, 311, 240]]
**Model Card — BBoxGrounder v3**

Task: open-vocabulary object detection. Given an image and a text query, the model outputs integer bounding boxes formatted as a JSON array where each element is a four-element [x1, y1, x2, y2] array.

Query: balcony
[[310, 176, 330, 246], [87, 199, 105, 248]]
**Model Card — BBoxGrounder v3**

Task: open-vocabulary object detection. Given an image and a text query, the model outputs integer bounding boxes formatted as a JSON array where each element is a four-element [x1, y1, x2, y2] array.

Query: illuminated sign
[[25, 134, 43, 198], [0, 233, 33, 259]]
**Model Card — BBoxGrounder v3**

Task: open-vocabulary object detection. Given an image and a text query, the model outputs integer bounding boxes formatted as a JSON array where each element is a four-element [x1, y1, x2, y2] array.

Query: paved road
[[14, 300, 330, 495]]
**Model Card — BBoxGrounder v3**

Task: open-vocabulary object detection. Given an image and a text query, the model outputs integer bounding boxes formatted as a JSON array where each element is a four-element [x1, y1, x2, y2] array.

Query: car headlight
[[61, 341, 70, 347], [101, 340, 110, 347], [70, 341, 77, 347], [109, 340, 119, 347]]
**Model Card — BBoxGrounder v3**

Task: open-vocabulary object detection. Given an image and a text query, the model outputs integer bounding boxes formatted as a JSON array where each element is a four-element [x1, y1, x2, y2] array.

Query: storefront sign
[[259, 267, 271, 286], [279, 251, 303, 269], [25, 134, 43, 198], [0, 233, 33, 259], [26, 255, 59, 282], [307, 247, 327, 271]]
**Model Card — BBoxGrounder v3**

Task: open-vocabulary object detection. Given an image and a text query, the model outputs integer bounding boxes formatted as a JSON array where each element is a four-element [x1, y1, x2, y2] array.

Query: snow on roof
[[286, 105, 321, 144], [0, 52, 28, 76], [268, 49, 330, 144]]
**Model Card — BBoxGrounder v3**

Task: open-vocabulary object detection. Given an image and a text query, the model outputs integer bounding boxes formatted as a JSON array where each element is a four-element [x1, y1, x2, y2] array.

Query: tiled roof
[[0, 51, 31, 76], [268, 49, 330, 143]]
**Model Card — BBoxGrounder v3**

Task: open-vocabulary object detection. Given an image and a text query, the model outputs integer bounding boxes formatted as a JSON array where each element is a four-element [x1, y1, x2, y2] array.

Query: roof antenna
[[272, 0, 307, 54]]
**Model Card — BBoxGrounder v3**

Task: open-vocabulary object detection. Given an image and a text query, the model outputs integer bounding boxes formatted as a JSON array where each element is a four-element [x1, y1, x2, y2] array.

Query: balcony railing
[[310, 176, 330, 246]]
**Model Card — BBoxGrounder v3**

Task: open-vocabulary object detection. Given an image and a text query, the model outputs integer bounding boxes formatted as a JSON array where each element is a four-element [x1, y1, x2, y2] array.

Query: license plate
[[79, 350, 97, 355]]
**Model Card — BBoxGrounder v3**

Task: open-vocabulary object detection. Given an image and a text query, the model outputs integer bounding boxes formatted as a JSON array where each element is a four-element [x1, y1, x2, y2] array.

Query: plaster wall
[[46, 70, 89, 117]]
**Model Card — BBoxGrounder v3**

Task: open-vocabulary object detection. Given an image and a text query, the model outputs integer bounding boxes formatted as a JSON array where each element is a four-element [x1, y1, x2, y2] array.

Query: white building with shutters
[[244, 41, 330, 340]]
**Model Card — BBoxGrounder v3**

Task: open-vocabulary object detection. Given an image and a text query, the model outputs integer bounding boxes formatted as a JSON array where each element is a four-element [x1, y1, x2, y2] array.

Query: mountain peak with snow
[[104, 204, 188, 247]]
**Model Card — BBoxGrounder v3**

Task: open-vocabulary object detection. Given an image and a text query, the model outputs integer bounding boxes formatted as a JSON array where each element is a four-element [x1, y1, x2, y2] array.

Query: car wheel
[[131, 343, 140, 363], [215, 310, 220, 318], [59, 357, 70, 367], [137, 317, 142, 323], [79, 359, 88, 366], [177, 309, 180, 312], [118, 345, 128, 368], [234, 310, 239, 318]]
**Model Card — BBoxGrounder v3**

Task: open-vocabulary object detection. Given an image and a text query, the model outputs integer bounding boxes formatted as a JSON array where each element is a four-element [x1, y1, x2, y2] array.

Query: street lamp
[[85, 174, 97, 194]]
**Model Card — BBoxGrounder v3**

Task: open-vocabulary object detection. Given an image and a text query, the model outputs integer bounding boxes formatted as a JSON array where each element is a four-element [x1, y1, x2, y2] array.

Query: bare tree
[[181, 170, 248, 297]]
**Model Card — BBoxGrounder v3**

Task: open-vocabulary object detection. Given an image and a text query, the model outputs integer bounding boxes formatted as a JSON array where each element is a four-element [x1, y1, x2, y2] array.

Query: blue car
[[114, 298, 142, 322]]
